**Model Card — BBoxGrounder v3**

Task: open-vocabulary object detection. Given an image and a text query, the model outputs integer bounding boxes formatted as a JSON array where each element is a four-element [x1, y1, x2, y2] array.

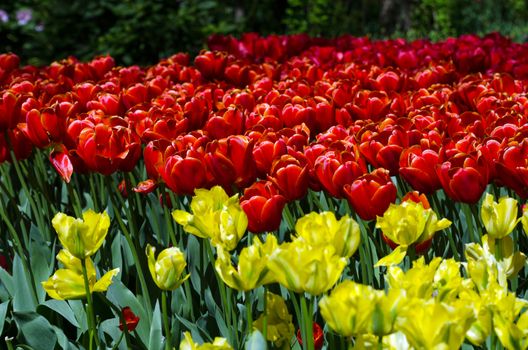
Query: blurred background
[[1, 0, 528, 66]]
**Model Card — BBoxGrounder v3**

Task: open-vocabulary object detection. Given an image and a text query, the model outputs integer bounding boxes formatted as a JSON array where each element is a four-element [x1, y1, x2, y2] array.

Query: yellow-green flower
[[52, 209, 110, 259], [396, 299, 474, 350], [294, 211, 360, 258], [179, 331, 233, 350], [146, 244, 189, 291], [481, 193, 520, 239], [215, 235, 278, 291], [375, 201, 451, 266], [494, 309, 528, 350], [319, 280, 401, 337], [173, 186, 247, 251], [267, 240, 346, 295], [42, 249, 119, 300], [253, 292, 295, 349]]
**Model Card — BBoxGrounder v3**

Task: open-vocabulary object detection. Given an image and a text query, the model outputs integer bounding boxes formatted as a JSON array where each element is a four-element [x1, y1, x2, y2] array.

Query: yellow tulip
[[267, 240, 346, 295], [42, 249, 119, 300], [52, 210, 110, 259], [294, 211, 360, 258], [375, 201, 450, 267], [396, 299, 474, 350], [146, 244, 189, 291], [386, 257, 440, 300], [173, 186, 247, 251], [179, 331, 233, 350], [215, 235, 278, 291], [494, 309, 528, 350], [481, 193, 520, 239], [319, 280, 401, 337], [253, 292, 295, 349]]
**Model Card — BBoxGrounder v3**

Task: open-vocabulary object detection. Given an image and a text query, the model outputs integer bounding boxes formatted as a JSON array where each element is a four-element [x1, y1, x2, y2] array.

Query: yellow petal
[[92, 268, 120, 292], [375, 246, 408, 267]]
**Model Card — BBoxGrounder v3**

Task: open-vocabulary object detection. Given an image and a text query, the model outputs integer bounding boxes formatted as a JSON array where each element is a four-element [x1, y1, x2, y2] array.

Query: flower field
[[2, 32, 528, 349]]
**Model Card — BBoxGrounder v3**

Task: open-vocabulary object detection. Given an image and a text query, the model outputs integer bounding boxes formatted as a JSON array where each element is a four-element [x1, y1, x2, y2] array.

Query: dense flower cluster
[[2, 33, 528, 233]]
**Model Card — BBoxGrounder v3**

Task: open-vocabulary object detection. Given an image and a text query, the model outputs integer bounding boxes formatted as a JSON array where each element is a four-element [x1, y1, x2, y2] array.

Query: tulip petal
[[375, 246, 408, 267], [93, 268, 120, 292]]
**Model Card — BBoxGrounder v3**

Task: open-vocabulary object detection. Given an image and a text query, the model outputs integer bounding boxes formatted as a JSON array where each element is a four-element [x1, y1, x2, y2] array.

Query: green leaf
[[13, 311, 57, 350], [52, 325, 75, 350], [0, 266, 14, 297], [106, 280, 150, 345], [68, 300, 88, 337], [148, 301, 163, 350], [99, 318, 128, 350], [12, 254, 36, 311], [28, 239, 52, 303], [40, 300, 79, 327], [245, 330, 267, 350], [0, 300, 9, 336]]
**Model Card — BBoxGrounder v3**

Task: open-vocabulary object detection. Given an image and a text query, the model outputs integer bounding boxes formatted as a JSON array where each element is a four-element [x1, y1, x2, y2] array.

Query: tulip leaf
[[41, 299, 80, 327], [148, 301, 163, 350], [0, 300, 9, 336], [0, 265, 14, 297], [111, 233, 124, 273], [12, 254, 37, 311], [100, 318, 128, 350], [52, 325, 76, 350], [106, 280, 149, 345], [68, 300, 88, 336], [245, 330, 267, 350], [12, 311, 57, 350], [29, 238, 52, 303]]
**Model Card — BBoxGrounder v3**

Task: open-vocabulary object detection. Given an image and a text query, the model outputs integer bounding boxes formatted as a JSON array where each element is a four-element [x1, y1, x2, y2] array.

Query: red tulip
[[314, 150, 366, 198], [343, 168, 397, 221], [194, 51, 227, 80], [204, 106, 244, 139], [297, 323, 324, 350], [240, 181, 286, 233], [496, 140, 528, 198], [269, 155, 309, 202], [161, 152, 208, 195], [399, 145, 442, 194], [119, 307, 139, 332], [436, 150, 489, 204]]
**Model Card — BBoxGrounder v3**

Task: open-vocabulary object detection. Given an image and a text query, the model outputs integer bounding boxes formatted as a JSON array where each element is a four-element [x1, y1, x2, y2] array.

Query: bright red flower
[[399, 145, 442, 194], [119, 307, 139, 332], [496, 140, 528, 198], [343, 168, 397, 221], [194, 51, 227, 80], [436, 149, 489, 204], [297, 323, 324, 350], [269, 155, 309, 202], [240, 181, 286, 233], [161, 151, 208, 195]]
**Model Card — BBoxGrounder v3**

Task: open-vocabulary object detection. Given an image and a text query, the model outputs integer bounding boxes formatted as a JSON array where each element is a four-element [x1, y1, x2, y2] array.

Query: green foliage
[[3, 0, 528, 66]]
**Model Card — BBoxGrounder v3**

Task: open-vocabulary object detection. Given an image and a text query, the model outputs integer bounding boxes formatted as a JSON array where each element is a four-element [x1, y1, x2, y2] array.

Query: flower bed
[[1, 32, 528, 349]]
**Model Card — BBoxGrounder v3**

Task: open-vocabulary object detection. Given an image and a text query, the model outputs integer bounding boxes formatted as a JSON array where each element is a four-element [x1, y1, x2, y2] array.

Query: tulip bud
[[481, 193, 520, 239], [146, 245, 189, 291]]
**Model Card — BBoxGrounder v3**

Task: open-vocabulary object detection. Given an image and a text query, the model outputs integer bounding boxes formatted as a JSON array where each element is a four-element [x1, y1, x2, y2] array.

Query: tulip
[[296, 323, 324, 350], [162, 153, 208, 195], [52, 210, 110, 259], [523, 205, 528, 235], [396, 299, 474, 350], [436, 152, 489, 204], [399, 145, 442, 194], [343, 168, 397, 221], [267, 240, 347, 295], [294, 211, 360, 258], [214, 235, 278, 291], [179, 331, 233, 350], [173, 186, 248, 251], [319, 280, 400, 337], [119, 307, 140, 332], [270, 155, 309, 202], [253, 292, 295, 349], [42, 249, 119, 300], [241, 180, 286, 233], [146, 244, 188, 291], [375, 201, 451, 266], [480, 193, 520, 240]]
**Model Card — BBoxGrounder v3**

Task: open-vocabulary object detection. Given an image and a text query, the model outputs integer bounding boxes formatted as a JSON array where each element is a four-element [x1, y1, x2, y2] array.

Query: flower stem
[[162, 291, 172, 350], [81, 258, 100, 350], [300, 294, 314, 350], [245, 291, 253, 335]]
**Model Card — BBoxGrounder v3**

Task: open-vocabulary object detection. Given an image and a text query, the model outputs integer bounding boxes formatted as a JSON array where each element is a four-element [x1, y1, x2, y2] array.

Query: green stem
[[262, 287, 268, 344], [106, 177, 153, 324], [300, 294, 314, 350], [245, 291, 253, 335], [162, 291, 172, 350], [81, 258, 100, 350]]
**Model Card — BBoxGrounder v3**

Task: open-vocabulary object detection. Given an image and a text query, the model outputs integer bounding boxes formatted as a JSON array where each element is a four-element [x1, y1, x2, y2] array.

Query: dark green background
[[1, 0, 528, 66]]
